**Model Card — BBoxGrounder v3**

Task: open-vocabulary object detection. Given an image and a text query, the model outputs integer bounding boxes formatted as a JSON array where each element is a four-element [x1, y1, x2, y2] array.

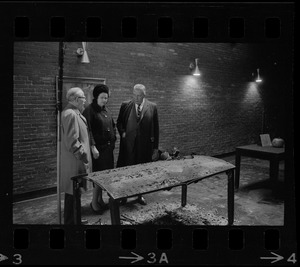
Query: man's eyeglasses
[[77, 96, 86, 99]]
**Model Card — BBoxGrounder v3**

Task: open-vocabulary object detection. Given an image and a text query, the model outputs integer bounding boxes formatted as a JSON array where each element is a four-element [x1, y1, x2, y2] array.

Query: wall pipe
[[56, 42, 64, 224]]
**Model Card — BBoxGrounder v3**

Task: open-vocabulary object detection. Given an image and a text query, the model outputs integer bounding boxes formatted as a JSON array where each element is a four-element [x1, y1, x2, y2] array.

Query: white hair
[[66, 87, 83, 102], [133, 84, 146, 95]]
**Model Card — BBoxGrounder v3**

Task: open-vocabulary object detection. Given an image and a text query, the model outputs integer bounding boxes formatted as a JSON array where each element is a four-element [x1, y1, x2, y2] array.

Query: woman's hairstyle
[[93, 84, 110, 99]]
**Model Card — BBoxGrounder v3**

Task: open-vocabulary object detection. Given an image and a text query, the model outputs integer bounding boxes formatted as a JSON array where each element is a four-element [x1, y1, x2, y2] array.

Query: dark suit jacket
[[82, 101, 117, 171], [117, 99, 159, 167]]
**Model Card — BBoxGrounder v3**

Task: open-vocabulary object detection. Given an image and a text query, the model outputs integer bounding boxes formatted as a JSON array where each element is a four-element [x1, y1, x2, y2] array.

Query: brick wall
[[13, 42, 288, 194]]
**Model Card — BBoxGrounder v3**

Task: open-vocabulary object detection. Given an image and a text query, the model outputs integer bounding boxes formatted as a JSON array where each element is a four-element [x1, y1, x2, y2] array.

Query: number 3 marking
[[13, 254, 22, 265]]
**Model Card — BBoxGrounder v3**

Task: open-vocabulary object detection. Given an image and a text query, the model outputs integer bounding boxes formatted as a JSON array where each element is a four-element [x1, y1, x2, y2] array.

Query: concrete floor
[[13, 155, 285, 225]]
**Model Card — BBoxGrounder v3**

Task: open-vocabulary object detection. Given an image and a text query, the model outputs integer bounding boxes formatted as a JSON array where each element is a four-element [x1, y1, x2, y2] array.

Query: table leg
[[270, 158, 279, 182], [227, 169, 234, 225], [235, 150, 241, 189], [109, 197, 121, 225], [73, 178, 82, 225], [181, 184, 187, 207], [270, 158, 280, 191]]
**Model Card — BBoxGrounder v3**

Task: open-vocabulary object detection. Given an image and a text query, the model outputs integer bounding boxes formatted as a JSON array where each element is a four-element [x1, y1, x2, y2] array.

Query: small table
[[72, 155, 235, 225], [235, 144, 285, 189]]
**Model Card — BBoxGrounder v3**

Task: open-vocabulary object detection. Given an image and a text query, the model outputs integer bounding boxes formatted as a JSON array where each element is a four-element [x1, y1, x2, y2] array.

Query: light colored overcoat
[[60, 103, 92, 195]]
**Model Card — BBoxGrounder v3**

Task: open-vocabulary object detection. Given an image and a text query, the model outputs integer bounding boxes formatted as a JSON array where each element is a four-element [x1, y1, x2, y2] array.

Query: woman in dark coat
[[83, 84, 117, 213]]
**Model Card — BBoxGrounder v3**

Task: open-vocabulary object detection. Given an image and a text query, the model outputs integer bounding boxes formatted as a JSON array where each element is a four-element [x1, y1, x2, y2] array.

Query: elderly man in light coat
[[60, 87, 92, 224]]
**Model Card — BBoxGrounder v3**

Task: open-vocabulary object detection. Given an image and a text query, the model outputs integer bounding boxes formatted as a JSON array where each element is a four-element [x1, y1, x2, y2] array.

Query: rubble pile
[[120, 202, 228, 225]]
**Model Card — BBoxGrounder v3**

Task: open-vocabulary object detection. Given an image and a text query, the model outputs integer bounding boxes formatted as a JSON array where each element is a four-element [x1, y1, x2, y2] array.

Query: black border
[[1, 1, 295, 265]]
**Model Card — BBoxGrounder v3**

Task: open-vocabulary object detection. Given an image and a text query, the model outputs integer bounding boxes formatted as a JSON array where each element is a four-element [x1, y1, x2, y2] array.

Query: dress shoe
[[90, 202, 104, 214], [137, 196, 147, 205]]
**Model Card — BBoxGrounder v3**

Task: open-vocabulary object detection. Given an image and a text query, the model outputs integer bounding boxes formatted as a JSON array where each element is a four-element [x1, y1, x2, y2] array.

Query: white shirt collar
[[135, 98, 145, 110]]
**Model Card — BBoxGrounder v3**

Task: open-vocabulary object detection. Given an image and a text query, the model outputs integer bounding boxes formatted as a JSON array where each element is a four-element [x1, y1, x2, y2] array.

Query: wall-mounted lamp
[[76, 42, 90, 63], [189, 58, 201, 76], [255, 68, 262, 83]]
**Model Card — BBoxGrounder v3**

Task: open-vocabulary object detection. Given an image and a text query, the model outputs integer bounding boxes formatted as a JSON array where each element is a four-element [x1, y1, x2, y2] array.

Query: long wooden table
[[235, 144, 285, 189], [72, 155, 236, 225]]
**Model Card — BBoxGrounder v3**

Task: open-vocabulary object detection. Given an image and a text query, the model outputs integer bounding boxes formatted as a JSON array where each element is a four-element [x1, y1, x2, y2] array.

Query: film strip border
[[0, 2, 296, 266], [6, 226, 296, 265], [13, 15, 283, 41], [0, 2, 294, 42]]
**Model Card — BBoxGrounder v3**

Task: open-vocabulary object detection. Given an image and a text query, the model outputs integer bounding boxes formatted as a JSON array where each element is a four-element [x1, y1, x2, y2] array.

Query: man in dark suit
[[117, 84, 159, 205]]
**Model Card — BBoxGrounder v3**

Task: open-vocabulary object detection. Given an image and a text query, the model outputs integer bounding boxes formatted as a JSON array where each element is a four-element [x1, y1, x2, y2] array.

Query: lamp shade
[[255, 68, 262, 82], [81, 42, 90, 64], [193, 58, 200, 76], [81, 50, 90, 63]]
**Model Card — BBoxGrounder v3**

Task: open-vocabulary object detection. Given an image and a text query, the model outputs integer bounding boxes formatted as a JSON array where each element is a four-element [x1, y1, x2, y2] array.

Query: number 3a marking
[[147, 252, 156, 264], [287, 253, 297, 264], [13, 254, 22, 265]]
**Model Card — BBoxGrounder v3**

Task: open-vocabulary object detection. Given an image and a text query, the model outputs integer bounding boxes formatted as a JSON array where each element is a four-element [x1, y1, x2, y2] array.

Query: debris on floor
[[118, 202, 231, 225]]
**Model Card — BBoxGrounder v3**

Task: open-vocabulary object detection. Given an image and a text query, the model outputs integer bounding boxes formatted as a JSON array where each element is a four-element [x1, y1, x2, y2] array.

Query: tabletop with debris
[[85, 155, 235, 200]]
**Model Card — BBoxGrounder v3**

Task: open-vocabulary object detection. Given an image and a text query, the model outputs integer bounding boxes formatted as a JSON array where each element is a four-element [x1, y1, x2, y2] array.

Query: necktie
[[137, 104, 141, 121]]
